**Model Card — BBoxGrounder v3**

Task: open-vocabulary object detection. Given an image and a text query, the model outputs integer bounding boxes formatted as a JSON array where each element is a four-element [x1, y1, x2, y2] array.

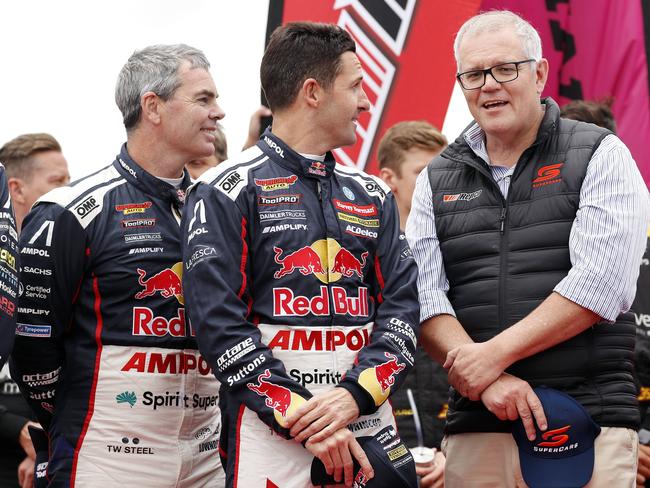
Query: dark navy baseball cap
[[310, 425, 417, 487], [512, 387, 601, 488]]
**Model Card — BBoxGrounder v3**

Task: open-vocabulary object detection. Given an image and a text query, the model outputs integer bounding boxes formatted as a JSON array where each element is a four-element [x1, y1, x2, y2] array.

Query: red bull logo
[[375, 352, 406, 392], [247, 369, 293, 417], [273, 238, 368, 283], [135, 263, 184, 304], [273, 246, 325, 279], [273, 286, 368, 317], [308, 161, 327, 177]]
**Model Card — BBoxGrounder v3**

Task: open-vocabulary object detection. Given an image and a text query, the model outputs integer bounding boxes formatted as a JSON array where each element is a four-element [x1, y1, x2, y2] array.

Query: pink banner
[[480, 0, 650, 187]]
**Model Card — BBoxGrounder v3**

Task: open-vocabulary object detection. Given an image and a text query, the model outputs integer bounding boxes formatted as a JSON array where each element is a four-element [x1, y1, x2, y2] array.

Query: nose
[[358, 86, 370, 113], [482, 70, 501, 91], [211, 102, 225, 121]]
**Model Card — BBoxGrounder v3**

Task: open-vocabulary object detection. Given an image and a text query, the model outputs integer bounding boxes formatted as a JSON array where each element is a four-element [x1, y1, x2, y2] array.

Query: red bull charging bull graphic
[[358, 352, 406, 406], [134, 263, 184, 304], [273, 246, 325, 279], [247, 369, 306, 427]]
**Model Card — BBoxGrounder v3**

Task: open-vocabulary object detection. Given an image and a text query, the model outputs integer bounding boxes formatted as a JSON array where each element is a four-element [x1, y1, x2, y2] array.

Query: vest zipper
[[499, 207, 507, 234]]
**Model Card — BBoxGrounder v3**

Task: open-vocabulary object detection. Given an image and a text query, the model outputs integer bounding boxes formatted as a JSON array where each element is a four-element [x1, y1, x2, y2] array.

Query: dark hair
[[560, 99, 617, 133], [260, 22, 356, 111], [377, 121, 447, 175]]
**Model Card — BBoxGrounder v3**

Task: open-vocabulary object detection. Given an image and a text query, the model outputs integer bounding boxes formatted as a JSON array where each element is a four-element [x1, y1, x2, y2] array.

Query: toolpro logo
[[254, 175, 298, 191], [532, 163, 564, 188], [134, 263, 183, 304]]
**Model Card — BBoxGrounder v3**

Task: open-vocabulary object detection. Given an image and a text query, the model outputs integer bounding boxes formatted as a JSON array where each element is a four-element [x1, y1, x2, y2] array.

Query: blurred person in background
[[378, 120, 447, 488], [186, 123, 227, 179], [0, 133, 69, 233]]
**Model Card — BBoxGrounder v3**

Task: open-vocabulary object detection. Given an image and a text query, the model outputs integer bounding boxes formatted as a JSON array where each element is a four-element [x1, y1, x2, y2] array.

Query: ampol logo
[[135, 263, 184, 304]]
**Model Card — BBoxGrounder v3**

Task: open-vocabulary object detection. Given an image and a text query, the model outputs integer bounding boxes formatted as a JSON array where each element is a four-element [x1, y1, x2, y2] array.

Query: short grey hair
[[115, 44, 210, 131], [453, 10, 542, 71]]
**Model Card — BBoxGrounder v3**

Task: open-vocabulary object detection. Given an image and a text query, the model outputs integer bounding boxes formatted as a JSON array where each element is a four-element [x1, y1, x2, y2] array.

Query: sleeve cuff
[[554, 268, 625, 322], [336, 380, 377, 416], [419, 288, 456, 323], [0, 411, 28, 445]]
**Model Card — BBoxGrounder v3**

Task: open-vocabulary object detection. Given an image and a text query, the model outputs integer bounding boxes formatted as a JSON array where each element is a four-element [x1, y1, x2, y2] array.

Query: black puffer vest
[[429, 98, 639, 434]]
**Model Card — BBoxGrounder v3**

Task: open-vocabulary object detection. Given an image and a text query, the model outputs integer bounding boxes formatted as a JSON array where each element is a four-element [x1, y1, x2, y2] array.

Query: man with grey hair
[[407, 9, 649, 486], [11, 44, 225, 486]]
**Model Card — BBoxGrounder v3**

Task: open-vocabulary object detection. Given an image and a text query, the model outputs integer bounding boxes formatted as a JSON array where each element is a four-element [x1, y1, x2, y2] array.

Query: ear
[[379, 168, 398, 193], [535, 58, 549, 95], [141, 91, 162, 125], [7, 177, 25, 205], [301, 78, 322, 108]]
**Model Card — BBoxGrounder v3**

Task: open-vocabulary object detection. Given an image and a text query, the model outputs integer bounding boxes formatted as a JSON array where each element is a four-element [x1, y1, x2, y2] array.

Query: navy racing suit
[[0, 164, 18, 370], [10, 146, 224, 487], [181, 131, 420, 487]]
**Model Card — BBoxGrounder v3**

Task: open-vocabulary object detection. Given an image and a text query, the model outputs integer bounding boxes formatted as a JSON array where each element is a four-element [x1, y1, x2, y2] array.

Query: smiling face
[[317, 51, 370, 150], [159, 63, 225, 162], [457, 26, 548, 143]]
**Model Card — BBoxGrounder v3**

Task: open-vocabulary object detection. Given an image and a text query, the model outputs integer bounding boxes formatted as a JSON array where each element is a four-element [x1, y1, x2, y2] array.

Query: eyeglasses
[[456, 59, 536, 90]]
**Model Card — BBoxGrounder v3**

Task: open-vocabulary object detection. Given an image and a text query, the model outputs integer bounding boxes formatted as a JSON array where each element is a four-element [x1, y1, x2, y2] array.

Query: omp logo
[[443, 190, 482, 202], [218, 171, 243, 194], [532, 163, 564, 188], [74, 196, 99, 219], [537, 425, 571, 447]]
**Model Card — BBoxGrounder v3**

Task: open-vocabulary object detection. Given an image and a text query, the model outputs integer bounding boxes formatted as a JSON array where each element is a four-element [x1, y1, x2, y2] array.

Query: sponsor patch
[[532, 162, 564, 188], [16, 323, 51, 337], [337, 213, 379, 228], [124, 233, 163, 243], [345, 224, 377, 239], [259, 210, 306, 221], [254, 175, 298, 191], [264, 136, 285, 158], [121, 218, 156, 229], [217, 170, 244, 194], [307, 161, 327, 177], [258, 194, 301, 206], [333, 199, 377, 216], [129, 247, 164, 255], [262, 223, 307, 234], [115, 202, 153, 215], [74, 196, 99, 219], [442, 190, 482, 202]]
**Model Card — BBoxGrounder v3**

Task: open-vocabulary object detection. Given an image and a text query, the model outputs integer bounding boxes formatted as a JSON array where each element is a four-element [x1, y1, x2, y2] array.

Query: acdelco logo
[[267, 328, 370, 351], [532, 163, 563, 188], [537, 425, 571, 447]]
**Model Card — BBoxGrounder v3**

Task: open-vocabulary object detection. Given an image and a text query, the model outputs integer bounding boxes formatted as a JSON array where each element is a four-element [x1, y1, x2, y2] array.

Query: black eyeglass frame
[[456, 59, 537, 90]]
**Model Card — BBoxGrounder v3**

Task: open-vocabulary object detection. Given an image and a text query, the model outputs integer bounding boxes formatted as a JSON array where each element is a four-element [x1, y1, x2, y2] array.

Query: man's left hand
[[286, 388, 359, 443], [444, 342, 506, 400]]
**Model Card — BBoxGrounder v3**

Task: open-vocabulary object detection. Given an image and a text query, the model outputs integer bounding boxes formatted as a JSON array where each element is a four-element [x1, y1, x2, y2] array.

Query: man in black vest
[[406, 10, 650, 486]]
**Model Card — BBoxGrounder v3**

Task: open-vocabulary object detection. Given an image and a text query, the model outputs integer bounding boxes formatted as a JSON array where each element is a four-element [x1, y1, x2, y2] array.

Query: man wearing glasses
[[406, 10, 649, 486]]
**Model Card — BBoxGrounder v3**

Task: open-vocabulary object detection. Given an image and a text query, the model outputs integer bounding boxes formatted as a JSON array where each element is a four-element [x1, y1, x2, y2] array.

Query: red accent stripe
[[374, 256, 385, 304], [237, 218, 248, 298], [233, 404, 246, 488], [70, 275, 104, 487]]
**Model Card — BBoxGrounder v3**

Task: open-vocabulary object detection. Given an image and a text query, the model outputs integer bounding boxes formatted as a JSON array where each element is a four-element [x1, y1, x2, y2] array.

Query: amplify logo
[[116, 391, 137, 407], [532, 163, 564, 188]]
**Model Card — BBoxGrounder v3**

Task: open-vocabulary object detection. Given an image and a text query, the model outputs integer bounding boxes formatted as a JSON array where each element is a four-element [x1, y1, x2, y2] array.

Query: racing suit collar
[[258, 130, 336, 179], [114, 144, 192, 206]]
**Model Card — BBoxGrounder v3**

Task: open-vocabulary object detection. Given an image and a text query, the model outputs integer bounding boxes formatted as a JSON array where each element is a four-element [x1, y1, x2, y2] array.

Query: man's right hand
[[18, 421, 40, 459], [637, 443, 650, 487], [17, 456, 34, 488], [480, 373, 547, 440], [305, 428, 374, 487]]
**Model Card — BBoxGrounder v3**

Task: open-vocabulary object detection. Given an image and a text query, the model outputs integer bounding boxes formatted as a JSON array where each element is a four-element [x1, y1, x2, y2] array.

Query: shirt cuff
[[336, 380, 377, 416], [554, 267, 625, 322], [419, 288, 456, 323]]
